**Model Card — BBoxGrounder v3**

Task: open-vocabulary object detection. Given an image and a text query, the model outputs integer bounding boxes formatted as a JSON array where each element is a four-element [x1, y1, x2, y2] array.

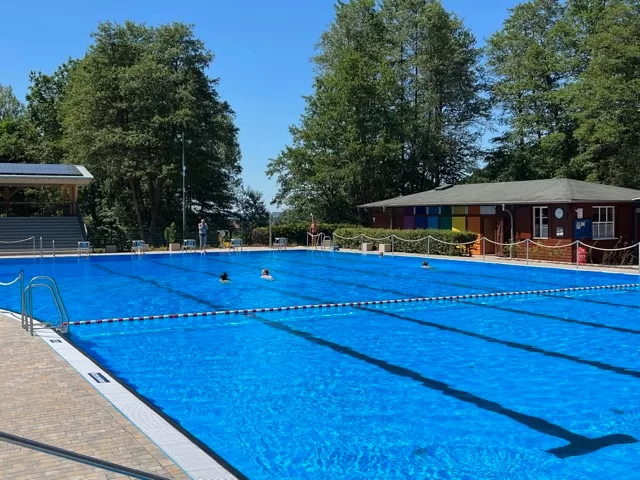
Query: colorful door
[[496, 219, 504, 257]]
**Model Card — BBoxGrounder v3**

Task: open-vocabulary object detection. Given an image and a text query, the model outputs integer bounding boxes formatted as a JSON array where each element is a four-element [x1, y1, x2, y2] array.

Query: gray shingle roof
[[359, 178, 640, 208]]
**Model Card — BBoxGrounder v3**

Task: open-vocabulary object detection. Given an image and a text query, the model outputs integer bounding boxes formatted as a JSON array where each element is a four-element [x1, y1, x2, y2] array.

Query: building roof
[[359, 178, 640, 208], [0, 162, 93, 187]]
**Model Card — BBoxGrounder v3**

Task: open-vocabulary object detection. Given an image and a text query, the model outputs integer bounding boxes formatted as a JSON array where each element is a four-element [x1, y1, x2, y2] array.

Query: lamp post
[[177, 132, 186, 239]]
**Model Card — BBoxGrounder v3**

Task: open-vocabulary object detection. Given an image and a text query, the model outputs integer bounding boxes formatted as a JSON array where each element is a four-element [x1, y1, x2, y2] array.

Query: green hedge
[[333, 227, 478, 256], [252, 222, 359, 246]]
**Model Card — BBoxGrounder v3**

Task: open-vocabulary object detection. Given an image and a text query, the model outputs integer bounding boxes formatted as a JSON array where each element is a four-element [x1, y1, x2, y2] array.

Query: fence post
[[392, 235, 395, 256], [482, 236, 486, 262], [32, 237, 35, 258], [427, 236, 431, 257], [20, 270, 24, 330], [576, 241, 580, 270], [52, 240, 55, 257], [526, 239, 529, 265], [39, 237, 43, 258]]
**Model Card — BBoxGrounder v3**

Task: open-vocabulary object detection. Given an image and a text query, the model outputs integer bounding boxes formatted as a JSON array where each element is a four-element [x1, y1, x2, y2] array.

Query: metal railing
[[0, 431, 169, 480], [22, 276, 70, 336]]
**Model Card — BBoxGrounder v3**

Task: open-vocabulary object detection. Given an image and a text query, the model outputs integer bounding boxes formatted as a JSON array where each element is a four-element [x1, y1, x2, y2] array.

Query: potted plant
[[164, 223, 180, 251]]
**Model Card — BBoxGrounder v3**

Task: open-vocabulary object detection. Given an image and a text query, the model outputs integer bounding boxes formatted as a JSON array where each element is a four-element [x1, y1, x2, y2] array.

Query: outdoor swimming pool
[[2, 250, 639, 479]]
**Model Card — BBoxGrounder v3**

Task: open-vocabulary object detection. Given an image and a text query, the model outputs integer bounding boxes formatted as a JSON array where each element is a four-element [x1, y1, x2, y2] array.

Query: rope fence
[[330, 232, 640, 271], [0, 237, 37, 257]]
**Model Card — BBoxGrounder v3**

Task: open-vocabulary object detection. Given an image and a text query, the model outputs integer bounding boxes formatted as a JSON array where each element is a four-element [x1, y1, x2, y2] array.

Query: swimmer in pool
[[219, 272, 231, 283], [421, 261, 433, 269], [261, 269, 274, 281], [378, 251, 384, 258]]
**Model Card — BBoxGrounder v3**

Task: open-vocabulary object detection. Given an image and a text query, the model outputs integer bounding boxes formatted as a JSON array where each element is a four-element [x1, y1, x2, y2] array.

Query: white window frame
[[533, 206, 549, 239], [592, 206, 615, 239]]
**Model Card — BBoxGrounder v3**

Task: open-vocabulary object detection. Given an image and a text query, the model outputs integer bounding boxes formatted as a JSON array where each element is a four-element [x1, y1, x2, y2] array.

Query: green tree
[[382, 0, 488, 191], [571, 0, 640, 187], [235, 186, 269, 240], [268, 0, 486, 222], [60, 21, 241, 243], [484, 0, 579, 181], [0, 84, 24, 121]]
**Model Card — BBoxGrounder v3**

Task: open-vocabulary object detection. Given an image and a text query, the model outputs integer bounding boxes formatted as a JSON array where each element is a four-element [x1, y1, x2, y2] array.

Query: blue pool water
[[0, 250, 636, 321], [2, 251, 639, 478]]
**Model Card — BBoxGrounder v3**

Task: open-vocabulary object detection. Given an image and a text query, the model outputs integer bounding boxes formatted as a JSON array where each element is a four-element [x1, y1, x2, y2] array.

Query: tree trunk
[[148, 177, 164, 246], [129, 177, 145, 241]]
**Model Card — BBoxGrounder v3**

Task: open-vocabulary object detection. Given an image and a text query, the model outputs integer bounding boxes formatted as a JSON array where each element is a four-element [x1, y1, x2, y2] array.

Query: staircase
[[0, 217, 86, 255]]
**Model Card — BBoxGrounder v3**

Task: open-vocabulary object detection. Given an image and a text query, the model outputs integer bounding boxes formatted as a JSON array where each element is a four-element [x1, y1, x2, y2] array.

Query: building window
[[592, 206, 615, 239], [533, 206, 548, 239]]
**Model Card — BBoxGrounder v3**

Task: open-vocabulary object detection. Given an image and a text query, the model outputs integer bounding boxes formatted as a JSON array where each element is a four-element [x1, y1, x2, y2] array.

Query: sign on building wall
[[480, 206, 496, 215], [574, 219, 592, 239]]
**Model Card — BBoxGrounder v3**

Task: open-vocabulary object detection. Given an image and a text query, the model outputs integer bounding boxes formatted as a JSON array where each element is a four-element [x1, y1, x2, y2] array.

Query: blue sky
[[0, 0, 519, 206]]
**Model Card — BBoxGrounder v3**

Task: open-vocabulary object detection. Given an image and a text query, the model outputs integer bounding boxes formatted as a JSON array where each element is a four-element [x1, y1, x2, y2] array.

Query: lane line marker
[[67, 283, 640, 326]]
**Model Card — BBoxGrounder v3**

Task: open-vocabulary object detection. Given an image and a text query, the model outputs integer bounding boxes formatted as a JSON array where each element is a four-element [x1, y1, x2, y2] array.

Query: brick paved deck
[[0, 315, 189, 480]]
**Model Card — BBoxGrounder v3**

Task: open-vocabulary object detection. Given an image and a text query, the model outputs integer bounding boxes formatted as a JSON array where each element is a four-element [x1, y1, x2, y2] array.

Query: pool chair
[[274, 237, 288, 251], [182, 239, 196, 253], [77, 241, 91, 257], [230, 238, 243, 252], [131, 240, 146, 255]]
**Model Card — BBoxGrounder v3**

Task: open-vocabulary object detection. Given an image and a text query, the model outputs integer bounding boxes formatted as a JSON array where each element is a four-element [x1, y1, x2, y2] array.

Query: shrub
[[333, 227, 478, 256], [164, 222, 177, 244], [252, 222, 359, 246]]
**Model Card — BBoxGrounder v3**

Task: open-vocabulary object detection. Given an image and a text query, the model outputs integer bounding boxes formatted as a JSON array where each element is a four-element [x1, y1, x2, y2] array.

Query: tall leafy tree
[[570, 0, 640, 187], [60, 21, 241, 242], [382, 0, 488, 192], [485, 0, 578, 181], [268, 0, 486, 222], [268, 0, 396, 222]]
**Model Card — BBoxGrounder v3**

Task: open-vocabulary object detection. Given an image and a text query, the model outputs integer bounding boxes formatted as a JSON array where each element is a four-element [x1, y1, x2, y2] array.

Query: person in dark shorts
[[198, 219, 208, 254]]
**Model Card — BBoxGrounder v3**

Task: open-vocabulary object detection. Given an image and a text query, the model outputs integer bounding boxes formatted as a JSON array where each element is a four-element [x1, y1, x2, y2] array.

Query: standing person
[[198, 219, 208, 254], [310, 218, 318, 247]]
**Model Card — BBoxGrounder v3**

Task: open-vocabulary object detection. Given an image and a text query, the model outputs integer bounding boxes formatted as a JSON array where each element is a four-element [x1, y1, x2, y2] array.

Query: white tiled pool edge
[[35, 327, 239, 480]]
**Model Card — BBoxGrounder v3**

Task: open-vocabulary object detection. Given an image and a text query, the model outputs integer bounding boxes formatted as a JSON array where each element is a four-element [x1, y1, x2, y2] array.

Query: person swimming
[[421, 260, 433, 269], [378, 251, 384, 258], [219, 272, 231, 283], [261, 268, 274, 281]]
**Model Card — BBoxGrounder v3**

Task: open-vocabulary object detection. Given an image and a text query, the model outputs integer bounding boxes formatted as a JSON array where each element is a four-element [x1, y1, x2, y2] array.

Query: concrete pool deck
[[0, 313, 201, 480]]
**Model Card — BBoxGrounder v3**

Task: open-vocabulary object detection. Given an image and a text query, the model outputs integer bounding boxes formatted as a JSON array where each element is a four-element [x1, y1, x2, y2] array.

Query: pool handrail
[[23, 275, 70, 336]]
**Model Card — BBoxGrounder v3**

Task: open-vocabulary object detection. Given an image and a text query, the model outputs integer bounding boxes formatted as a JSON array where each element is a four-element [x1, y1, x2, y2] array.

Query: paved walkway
[[0, 315, 189, 480]]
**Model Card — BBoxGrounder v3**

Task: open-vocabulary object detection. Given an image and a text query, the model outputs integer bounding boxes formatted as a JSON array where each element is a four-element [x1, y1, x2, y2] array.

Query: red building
[[359, 178, 640, 262]]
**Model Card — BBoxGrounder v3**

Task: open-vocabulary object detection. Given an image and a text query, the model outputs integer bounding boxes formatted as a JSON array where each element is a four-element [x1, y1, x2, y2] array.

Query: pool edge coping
[[32, 325, 248, 480]]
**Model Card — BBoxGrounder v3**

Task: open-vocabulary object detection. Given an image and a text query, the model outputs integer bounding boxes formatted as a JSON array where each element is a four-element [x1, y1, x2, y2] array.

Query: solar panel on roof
[[0, 163, 82, 177]]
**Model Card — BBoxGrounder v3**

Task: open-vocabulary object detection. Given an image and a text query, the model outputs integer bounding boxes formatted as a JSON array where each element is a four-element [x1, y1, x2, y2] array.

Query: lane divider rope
[[67, 283, 640, 326]]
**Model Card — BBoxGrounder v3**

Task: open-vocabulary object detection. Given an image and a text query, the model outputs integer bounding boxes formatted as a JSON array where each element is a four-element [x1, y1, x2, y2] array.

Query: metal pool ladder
[[22, 276, 70, 336]]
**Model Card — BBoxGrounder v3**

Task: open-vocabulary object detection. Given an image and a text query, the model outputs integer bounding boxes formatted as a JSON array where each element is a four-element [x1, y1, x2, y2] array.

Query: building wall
[[369, 201, 635, 264]]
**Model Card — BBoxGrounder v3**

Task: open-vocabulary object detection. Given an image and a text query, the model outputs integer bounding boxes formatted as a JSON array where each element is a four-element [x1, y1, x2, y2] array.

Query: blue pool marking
[[173, 255, 640, 338], [357, 305, 640, 379], [151, 259, 640, 378], [462, 300, 640, 335], [93, 263, 226, 311], [249, 312, 638, 459], [543, 292, 640, 310]]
